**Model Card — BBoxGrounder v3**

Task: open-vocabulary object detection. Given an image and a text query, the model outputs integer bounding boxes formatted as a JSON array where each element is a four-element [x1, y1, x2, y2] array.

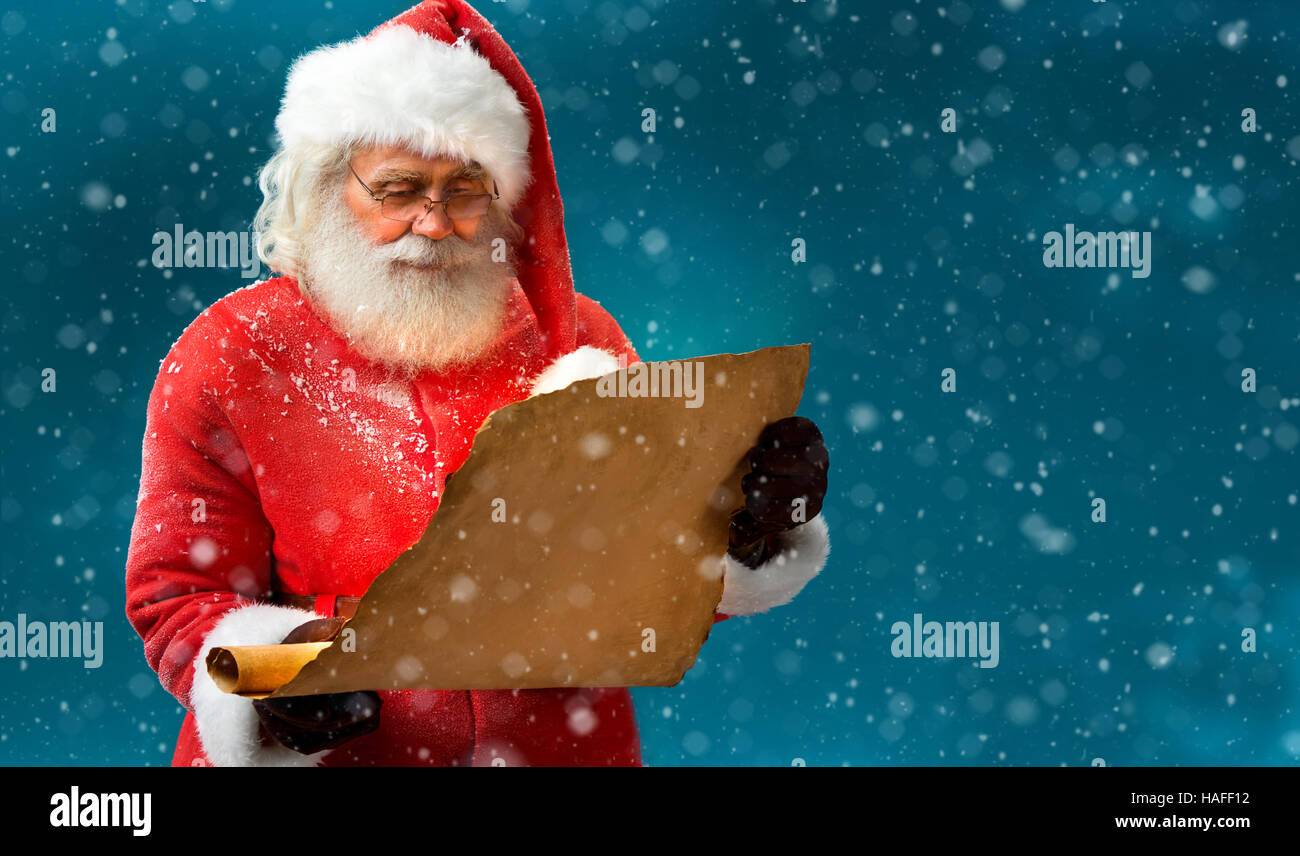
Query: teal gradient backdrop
[[1, 0, 1297, 764]]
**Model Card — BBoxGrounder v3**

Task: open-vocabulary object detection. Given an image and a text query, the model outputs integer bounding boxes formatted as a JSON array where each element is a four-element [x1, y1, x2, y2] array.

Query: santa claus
[[125, 0, 831, 766]]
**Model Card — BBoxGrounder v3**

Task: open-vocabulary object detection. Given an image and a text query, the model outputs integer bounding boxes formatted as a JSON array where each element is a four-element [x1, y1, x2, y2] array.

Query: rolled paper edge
[[206, 642, 332, 696]]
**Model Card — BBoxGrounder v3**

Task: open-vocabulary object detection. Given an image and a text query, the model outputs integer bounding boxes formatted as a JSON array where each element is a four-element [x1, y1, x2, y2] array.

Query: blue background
[[1, 0, 1297, 765]]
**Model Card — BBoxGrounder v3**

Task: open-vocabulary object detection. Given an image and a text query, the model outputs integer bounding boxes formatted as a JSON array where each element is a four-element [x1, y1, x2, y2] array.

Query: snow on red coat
[[124, 275, 830, 766]]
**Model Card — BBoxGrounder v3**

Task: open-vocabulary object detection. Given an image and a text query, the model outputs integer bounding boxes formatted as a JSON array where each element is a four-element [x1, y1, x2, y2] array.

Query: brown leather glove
[[252, 617, 383, 755], [728, 416, 829, 569]]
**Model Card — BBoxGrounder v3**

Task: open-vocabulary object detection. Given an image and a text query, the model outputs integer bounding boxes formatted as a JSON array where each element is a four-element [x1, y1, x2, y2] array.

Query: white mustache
[[375, 231, 480, 268]]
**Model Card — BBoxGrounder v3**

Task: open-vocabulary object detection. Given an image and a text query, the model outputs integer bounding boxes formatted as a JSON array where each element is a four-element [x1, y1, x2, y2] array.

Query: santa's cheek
[[367, 222, 412, 244]]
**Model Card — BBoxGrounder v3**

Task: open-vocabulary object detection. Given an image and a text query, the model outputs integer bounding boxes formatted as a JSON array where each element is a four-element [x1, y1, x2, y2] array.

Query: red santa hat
[[273, 0, 577, 358]]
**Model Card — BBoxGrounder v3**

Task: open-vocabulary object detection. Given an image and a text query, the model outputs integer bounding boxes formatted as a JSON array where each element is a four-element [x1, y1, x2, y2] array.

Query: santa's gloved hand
[[252, 617, 383, 755], [728, 416, 829, 569]]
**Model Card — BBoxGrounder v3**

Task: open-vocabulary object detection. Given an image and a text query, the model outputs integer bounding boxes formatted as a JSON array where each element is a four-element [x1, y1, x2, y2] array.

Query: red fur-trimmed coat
[[124, 276, 830, 766]]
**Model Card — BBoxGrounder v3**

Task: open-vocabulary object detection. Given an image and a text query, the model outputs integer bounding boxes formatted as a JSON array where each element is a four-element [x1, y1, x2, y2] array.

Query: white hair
[[253, 141, 356, 280]]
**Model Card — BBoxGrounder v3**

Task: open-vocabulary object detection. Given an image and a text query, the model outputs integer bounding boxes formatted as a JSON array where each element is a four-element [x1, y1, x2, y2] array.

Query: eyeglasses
[[349, 164, 500, 222]]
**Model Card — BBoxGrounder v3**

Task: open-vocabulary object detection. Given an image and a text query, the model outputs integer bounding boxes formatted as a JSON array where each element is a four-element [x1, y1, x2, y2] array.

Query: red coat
[[125, 276, 830, 766]]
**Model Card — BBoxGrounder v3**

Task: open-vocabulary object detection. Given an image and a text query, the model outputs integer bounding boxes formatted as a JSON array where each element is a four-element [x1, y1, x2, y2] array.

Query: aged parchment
[[272, 344, 810, 696]]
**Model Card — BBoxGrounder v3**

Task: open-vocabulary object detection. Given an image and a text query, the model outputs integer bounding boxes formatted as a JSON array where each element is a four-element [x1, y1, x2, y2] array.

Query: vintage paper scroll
[[207, 642, 331, 697], [267, 344, 811, 697]]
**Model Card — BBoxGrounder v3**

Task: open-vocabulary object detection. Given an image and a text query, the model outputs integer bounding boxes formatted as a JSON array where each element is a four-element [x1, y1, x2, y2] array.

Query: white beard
[[298, 183, 515, 376]]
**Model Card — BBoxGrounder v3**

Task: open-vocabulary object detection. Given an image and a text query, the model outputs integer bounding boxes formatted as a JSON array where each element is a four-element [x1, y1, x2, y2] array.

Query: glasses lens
[[446, 194, 491, 220], [381, 194, 428, 222]]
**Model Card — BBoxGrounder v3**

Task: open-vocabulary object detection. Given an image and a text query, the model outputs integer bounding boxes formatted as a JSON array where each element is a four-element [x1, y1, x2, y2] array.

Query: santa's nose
[[409, 206, 455, 240]]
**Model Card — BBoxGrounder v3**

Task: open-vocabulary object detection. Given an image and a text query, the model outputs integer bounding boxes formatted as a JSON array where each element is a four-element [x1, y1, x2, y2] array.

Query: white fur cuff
[[528, 345, 624, 397], [190, 603, 328, 767], [717, 513, 830, 617]]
